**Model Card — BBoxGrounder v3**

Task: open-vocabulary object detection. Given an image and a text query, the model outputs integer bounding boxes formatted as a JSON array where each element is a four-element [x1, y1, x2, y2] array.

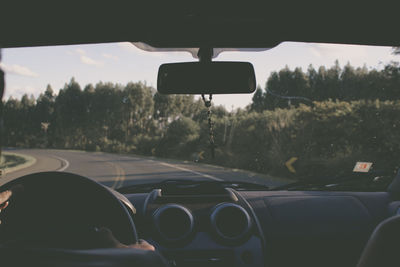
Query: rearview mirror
[[157, 62, 256, 94]]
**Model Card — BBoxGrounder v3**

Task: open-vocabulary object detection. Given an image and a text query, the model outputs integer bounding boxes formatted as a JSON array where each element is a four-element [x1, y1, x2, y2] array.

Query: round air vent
[[153, 204, 194, 242], [211, 203, 252, 242]]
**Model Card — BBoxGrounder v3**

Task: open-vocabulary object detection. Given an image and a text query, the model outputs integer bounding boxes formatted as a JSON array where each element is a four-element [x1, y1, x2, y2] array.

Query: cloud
[[67, 48, 104, 67], [75, 48, 86, 55], [0, 63, 38, 77], [80, 55, 104, 67], [102, 53, 119, 61]]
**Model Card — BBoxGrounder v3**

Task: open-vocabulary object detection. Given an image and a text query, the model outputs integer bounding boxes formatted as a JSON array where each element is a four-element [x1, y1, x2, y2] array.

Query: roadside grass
[[0, 152, 36, 176], [1, 154, 26, 168]]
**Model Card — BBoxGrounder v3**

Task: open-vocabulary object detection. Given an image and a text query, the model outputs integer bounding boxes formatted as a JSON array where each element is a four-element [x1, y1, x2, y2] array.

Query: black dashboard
[[125, 188, 397, 267], [1, 172, 399, 266], [126, 187, 265, 267]]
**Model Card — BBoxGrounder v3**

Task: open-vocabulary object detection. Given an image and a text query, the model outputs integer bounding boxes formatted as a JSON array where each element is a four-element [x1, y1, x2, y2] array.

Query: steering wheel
[[0, 172, 170, 266], [0, 171, 138, 247]]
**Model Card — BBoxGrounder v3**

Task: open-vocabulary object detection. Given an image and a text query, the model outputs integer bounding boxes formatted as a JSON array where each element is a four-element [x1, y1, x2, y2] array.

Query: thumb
[[0, 190, 12, 205], [94, 227, 126, 248]]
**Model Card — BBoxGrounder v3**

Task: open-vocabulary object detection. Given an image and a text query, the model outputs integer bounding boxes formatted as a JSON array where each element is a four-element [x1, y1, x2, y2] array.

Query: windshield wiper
[[273, 169, 395, 191], [117, 179, 270, 193]]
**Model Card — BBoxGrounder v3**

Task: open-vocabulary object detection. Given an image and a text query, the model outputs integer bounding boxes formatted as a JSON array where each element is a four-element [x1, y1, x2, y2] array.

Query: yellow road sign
[[285, 157, 298, 173], [198, 151, 204, 160]]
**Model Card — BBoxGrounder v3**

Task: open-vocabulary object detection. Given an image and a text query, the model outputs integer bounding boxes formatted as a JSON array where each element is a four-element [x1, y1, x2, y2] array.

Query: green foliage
[[2, 60, 400, 181], [221, 100, 400, 179], [2, 79, 216, 156], [156, 117, 200, 157], [252, 61, 400, 111]]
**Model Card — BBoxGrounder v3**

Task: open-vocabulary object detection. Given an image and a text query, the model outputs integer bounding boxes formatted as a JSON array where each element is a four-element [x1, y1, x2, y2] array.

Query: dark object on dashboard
[[157, 62, 256, 94], [357, 215, 400, 267], [387, 169, 400, 197]]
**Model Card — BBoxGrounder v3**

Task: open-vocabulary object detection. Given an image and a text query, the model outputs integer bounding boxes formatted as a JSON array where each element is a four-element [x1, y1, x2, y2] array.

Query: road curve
[[1, 149, 290, 188]]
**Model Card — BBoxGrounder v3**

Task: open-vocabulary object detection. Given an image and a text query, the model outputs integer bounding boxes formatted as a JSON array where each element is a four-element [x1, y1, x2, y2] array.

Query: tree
[[35, 84, 54, 123], [340, 62, 356, 100], [153, 92, 175, 123], [307, 64, 318, 98], [156, 117, 200, 157], [122, 82, 154, 143], [324, 60, 341, 99], [53, 78, 86, 147], [250, 86, 265, 112]]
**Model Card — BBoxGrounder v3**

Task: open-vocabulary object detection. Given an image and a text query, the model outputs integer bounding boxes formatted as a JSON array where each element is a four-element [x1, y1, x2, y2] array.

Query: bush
[[156, 117, 200, 158], [207, 100, 400, 180]]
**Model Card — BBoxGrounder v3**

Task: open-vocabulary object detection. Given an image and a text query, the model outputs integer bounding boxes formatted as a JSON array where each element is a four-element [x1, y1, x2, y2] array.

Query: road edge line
[[53, 155, 70, 172]]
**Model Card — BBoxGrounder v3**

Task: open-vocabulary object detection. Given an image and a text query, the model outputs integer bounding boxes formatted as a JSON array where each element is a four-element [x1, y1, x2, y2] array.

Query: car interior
[[0, 2, 399, 267]]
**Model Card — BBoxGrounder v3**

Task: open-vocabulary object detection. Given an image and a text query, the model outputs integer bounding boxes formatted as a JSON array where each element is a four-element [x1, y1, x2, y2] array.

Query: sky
[[1, 42, 398, 109]]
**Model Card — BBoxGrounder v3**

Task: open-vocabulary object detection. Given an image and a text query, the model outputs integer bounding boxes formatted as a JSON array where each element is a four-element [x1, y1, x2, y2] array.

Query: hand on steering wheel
[[0, 190, 11, 213], [94, 227, 155, 251], [0, 185, 24, 214]]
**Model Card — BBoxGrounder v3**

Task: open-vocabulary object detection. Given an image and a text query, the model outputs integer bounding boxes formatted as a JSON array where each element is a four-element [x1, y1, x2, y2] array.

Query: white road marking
[[158, 162, 223, 181], [53, 155, 70, 171], [116, 155, 222, 181]]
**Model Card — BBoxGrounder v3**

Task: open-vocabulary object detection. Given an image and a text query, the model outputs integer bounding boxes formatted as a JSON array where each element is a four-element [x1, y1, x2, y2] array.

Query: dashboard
[[1, 171, 398, 267], [125, 188, 396, 267], [127, 187, 265, 267]]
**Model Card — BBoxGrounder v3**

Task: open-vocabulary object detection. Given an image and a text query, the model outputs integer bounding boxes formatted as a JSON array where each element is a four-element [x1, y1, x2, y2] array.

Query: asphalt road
[[1, 149, 291, 189]]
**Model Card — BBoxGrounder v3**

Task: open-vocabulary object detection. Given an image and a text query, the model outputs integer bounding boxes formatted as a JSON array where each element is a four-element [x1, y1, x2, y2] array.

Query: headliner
[[0, 2, 399, 49]]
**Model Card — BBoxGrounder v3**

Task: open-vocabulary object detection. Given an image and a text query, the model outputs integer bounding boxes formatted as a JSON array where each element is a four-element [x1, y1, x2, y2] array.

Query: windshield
[[1, 42, 399, 191]]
